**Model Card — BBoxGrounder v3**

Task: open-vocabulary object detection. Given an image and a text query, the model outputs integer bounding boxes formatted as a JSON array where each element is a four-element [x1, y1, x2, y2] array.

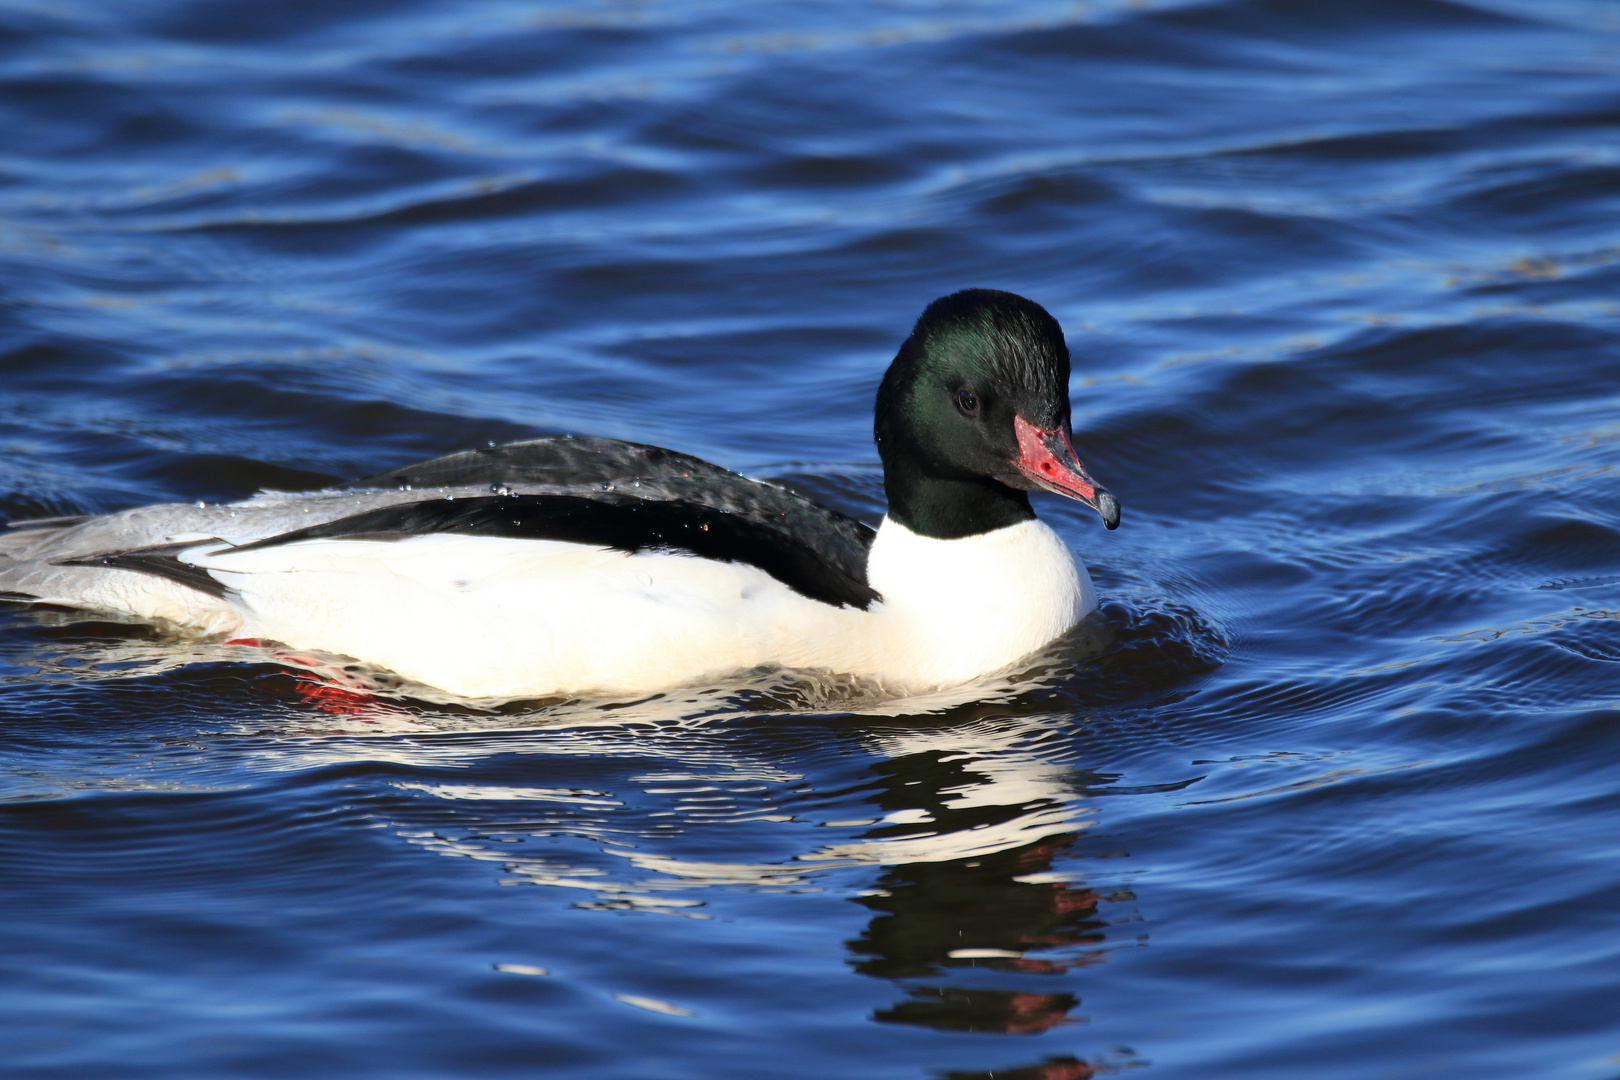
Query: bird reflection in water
[[832, 726, 1150, 1079], [853, 833, 1104, 1033], [850, 830, 1138, 1079], [185, 645, 1153, 1077], [938, 1054, 1105, 1080]]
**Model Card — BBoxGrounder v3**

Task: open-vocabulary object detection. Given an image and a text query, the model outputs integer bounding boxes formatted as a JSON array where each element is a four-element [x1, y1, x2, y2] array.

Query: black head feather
[[874, 289, 1076, 539]]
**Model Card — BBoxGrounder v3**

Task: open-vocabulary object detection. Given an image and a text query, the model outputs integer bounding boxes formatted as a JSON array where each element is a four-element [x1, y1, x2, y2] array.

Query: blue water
[[4, 1, 1620, 1076]]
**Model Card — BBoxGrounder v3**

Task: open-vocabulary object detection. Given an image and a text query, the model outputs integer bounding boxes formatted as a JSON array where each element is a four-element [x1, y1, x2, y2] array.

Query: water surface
[[4, 1, 1620, 1077]]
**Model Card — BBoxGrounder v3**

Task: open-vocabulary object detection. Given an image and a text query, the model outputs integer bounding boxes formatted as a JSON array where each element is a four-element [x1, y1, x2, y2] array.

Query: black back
[[353, 436, 737, 492], [235, 492, 879, 610], [50, 438, 880, 610], [344, 436, 878, 608]]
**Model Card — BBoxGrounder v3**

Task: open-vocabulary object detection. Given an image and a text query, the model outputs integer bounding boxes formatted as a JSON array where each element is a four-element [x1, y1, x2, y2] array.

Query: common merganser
[[0, 289, 1119, 699]]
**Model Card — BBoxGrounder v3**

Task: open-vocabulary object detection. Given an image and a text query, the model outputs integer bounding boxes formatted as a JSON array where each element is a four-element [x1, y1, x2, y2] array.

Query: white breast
[[853, 516, 1095, 691]]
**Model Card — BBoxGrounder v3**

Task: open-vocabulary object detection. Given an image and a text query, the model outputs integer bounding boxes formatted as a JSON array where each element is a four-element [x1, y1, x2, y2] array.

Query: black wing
[[55, 541, 229, 598], [347, 436, 876, 596], [232, 493, 879, 610]]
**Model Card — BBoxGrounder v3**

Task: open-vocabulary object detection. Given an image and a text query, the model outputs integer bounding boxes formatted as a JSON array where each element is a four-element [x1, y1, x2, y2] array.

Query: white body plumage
[[110, 515, 1091, 698]]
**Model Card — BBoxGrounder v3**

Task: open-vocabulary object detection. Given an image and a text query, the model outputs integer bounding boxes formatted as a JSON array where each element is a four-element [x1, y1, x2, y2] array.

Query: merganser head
[[874, 289, 1120, 539]]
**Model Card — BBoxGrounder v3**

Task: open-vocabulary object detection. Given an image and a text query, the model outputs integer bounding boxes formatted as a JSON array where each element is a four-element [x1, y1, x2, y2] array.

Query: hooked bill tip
[[1098, 491, 1120, 530]]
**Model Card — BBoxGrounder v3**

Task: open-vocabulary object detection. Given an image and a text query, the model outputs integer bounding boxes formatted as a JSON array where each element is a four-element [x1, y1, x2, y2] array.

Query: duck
[[0, 289, 1119, 700]]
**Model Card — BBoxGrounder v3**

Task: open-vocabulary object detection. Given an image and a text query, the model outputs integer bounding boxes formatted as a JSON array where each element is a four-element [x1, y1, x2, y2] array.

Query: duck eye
[[954, 388, 980, 417]]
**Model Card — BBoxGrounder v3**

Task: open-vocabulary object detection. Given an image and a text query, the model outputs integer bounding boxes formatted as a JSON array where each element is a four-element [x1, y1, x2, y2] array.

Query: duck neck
[[880, 454, 1035, 540]]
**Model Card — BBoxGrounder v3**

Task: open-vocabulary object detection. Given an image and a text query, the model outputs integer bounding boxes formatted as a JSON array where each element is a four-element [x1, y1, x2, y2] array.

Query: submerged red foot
[[227, 638, 382, 715]]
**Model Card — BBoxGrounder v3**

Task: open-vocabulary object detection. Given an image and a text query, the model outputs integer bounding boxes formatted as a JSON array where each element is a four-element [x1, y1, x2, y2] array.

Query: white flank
[[6, 508, 1095, 700]]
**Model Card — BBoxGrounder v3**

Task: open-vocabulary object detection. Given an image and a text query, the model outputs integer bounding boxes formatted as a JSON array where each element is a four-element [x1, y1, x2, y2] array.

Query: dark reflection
[[849, 834, 1107, 982], [842, 740, 1135, 1043], [876, 986, 1080, 1035], [850, 833, 1107, 1037], [941, 1055, 1100, 1080]]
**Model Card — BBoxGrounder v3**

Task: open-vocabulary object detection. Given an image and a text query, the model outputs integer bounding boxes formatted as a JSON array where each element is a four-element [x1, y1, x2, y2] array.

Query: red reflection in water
[[228, 639, 402, 719], [873, 986, 1079, 1034], [999, 990, 1078, 1035], [942, 1056, 1097, 1080]]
